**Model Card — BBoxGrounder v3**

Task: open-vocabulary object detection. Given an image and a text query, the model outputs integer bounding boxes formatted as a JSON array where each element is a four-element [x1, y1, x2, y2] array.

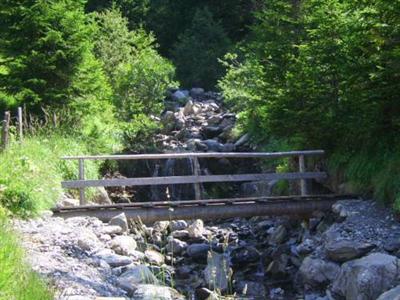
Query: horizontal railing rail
[[61, 150, 325, 205]]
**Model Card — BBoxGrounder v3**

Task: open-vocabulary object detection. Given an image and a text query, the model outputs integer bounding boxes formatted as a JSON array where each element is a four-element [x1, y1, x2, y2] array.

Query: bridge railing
[[61, 150, 326, 205]]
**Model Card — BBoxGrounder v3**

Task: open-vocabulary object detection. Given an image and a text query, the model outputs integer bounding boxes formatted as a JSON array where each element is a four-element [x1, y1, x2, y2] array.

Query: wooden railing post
[[1, 111, 11, 150], [18, 107, 23, 142], [299, 155, 307, 196], [78, 158, 86, 205], [192, 157, 202, 200]]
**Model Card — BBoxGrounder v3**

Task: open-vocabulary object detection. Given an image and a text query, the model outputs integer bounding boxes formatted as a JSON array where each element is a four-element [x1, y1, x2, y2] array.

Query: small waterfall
[[162, 157, 205, 200]]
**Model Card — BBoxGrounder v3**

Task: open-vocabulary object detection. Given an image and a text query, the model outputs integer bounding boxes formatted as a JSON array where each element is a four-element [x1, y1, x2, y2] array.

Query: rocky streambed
[[14, 199, 400, 300]]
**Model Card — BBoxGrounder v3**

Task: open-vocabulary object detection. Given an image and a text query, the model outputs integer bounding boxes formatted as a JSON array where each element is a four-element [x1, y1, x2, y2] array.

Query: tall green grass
[[0, 209, 52, 300], [0, 134, 101, 217], [329, 146, 400, 212]]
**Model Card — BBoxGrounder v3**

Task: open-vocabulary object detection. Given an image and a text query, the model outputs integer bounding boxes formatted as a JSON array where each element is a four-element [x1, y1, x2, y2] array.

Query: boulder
[[204, 251, 230, 292], [77, 229, 101, 252], [172, 90, 188, 101], [230, 246, 260, 267], [269, 225, 288, 245], [266, 254, 289, 278], [131, 284, 184, 300], [145, 249, 165, 266], [188, 219, 204, 239], [377, 285, 400, 300], [234, 133, 250, 147], [187, 243, 210, 260], [299, 257, 340, 288], [325, 239, 375, 262], [331, 253, 400, 300], [201, 139, 224, 152], [234, 281, 266, 298], [183, 100, 194, 115], [92, 187, 112, 205], [166, 237, 187, 255], [56, 197, 79, 208], [190, 88, 205, 98], [117, 265, 158, 294], [99, 253, 133, 268], [109, 213, 129, 233], [153, 221, 170, 233], [171, 230, 189, 239], [203, 126, 223, 139], [169, 220, 188, 231], [109, 235, 137, 256]]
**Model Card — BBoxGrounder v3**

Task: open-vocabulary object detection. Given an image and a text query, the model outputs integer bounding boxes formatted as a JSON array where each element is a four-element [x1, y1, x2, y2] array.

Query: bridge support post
[[192, 157, 202, 200], [299, 155, 307, 196], [78, 158, 86, 205]]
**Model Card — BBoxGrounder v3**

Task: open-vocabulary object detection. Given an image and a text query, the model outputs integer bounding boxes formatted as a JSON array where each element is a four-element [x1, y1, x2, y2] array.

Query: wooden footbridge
[[53, 150, 356, 222]]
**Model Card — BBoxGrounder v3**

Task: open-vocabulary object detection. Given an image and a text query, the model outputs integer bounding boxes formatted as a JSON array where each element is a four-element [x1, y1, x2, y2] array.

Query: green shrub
[[0, 212, 52, 300], [0, 134, 100, 217]]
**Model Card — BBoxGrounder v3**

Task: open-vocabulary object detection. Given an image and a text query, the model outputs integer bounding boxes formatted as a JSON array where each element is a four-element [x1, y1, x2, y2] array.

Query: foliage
[[0, 0, 93, 108], [172, 7, 232, 89], [0, 134, 100, 217], [121, 114, 159, 153], [93, 8, 177, 120], [219, 0, 400, 209], [0, 212, 52, 300], [0, 0, 119, 151], [86, 0, 150, 28]]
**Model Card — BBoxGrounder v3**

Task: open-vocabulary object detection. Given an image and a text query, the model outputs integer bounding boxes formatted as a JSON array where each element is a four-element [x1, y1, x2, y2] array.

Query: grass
[[0, 209, 53, 300], [329, 146, 400, 212], [0, 133, 101, 217]]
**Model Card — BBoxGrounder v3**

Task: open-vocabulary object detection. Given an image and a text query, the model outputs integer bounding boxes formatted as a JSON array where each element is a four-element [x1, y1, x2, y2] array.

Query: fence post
[[192, 157, 202, 200], [78, 158, 86, 205], [299, 154, 307, 196], [1, 111, 11, 150], [18, 107, 23, 141]]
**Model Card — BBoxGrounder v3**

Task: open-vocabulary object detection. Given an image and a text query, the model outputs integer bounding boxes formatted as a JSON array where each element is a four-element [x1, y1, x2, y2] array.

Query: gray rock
[[331, 253, 400, 300], [188, 219, 204, 238], [109, 213, 129, 233], [92, 187, 112, 205], [299, 257, 340, 287], [230, 246, 260, 267], [269, 225, 288, 245], [190, 87, 205, 98], [234, 281, 266, 298], [117, 265, 158, 294], [110, 235, 137, 256], [145, 249, 165, 265], [296, 239, 316, 255], [171, 230, 189, 239], [384, 238, 400, 253], [201, 139, 224, 152], [153, 221, 170, 233], [99, 253, 133, 267], [131, 284, 184, 300], [204, 251, 230, 292], [183, 100, 194, 115], [166, 237, 187, 255], [172, 90, 187, 101], [266, 254, 289, 278], [169, 220, 188, 231], [77, 229, 101, 252], [56, 197, 79, 208], [234, 133, 250, 147], [377, 285, 400, 300], [187, 243, 210, 259], [325, 239, 375, 262]]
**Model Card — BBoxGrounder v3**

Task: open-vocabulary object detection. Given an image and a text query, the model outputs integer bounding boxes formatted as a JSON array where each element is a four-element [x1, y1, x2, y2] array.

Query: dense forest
[[0, 0, 399, 298]]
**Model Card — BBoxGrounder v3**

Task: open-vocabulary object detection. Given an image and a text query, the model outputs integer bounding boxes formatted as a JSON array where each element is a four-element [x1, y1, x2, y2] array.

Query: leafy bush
[[121, 114, 159, 153], [0, 134, 100, 217], [0, 212, 52, 300]]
